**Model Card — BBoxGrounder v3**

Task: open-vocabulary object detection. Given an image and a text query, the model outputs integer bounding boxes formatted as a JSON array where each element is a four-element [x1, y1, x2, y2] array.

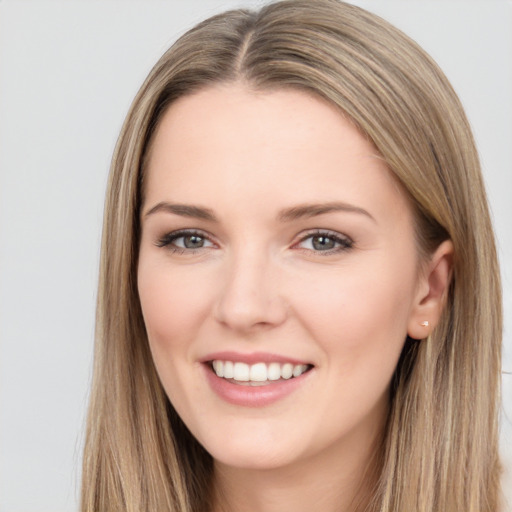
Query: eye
[[296, 231, 353, 253], [156, 230, 214, 252]]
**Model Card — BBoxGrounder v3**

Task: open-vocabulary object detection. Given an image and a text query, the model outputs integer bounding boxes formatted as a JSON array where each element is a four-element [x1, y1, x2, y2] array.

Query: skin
[[137, 84, 452, 512]]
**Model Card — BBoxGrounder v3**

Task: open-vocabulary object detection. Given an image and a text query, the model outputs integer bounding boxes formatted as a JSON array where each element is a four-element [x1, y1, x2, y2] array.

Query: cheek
[[137, 261, 215, 356], [287, 257, 416, 364], [137, 261, 218, 416]]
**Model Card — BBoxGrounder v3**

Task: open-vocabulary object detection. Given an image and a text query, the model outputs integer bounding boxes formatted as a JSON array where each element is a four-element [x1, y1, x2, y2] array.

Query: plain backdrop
[[1, 1, 511, 510]]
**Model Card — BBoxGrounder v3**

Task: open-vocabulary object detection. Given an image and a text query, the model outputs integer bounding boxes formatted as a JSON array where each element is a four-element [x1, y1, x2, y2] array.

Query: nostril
[[213, 262, 288, 331], [214, 296, 288, 332]]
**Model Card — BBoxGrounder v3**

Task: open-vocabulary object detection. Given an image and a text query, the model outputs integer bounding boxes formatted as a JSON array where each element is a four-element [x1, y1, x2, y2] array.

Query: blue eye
[[298, 231, 353, 253], [156, 230, 214, 251]]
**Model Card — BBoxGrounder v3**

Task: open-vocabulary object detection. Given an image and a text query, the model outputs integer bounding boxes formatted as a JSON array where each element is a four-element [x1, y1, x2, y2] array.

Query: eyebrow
[[277, 202, 376, 223], [143, 201, 375, 223], [144, 202, 217, 221]]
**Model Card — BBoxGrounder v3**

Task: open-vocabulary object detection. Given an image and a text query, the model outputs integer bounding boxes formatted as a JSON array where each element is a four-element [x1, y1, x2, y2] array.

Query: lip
[[200, 351, 314, 408], [199, 351, 311, 366]]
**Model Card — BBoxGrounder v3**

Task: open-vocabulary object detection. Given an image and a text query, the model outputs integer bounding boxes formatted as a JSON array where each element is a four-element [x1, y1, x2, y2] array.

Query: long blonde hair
[[81, 1, 502, 510]]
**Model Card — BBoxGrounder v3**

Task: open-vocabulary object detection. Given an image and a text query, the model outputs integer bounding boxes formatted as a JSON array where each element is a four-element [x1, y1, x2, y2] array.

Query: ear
[[407, 240, 454, 340]]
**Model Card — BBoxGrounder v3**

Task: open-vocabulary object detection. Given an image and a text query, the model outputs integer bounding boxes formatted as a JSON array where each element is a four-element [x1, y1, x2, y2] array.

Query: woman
[[81, 1, 503, 511]]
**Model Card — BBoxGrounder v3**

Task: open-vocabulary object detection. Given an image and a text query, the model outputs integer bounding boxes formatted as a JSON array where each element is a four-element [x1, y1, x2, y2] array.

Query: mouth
[[201, 353, 314, 407], [208, 360, 313, 387]]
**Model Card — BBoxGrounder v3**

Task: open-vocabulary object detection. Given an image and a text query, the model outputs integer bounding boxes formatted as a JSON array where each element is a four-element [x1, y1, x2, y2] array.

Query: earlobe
[[407, 240, 454, 340]]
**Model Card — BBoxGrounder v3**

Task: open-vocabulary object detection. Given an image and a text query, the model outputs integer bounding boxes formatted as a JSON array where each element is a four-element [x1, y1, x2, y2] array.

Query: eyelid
[[154, 228, 353, 255], [293, 229, 354, 253], [155, 228, 217, 251]]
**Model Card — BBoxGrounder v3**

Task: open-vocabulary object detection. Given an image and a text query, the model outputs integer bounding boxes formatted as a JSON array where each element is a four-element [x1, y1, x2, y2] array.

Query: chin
[[211, 446, 300, 472], [198, 428, 308, 472]]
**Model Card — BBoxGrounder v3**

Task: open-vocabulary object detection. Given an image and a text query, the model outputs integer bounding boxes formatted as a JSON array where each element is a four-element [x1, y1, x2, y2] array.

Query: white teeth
[[281, 363, 293, 379], [212, 360, 224, 377], [267, 362, 281, 381], [211, 360, 309, 382], [224, 360, 234, 379], [249, 362, 267, 382], [233, 362, 250, 381], [293, 364, 304, 377]]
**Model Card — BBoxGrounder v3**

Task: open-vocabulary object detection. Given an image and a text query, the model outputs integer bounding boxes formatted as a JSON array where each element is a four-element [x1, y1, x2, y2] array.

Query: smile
[[211, 360, 311, 385], [202, 353, 314, 406]]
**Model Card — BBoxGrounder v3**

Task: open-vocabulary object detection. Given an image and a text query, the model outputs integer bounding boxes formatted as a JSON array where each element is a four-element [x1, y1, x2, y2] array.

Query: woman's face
[[138, 84, 427, 471]]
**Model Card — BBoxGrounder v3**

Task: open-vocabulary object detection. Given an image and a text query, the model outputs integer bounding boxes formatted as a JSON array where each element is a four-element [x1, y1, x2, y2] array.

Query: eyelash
[[155, 230, 213, 254], [295, 229, 354, 255], [155, 229, 354, 255]]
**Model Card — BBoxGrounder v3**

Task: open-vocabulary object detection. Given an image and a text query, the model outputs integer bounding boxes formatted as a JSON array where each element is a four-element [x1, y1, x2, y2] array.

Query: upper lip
[[199, 351, 313, 366]]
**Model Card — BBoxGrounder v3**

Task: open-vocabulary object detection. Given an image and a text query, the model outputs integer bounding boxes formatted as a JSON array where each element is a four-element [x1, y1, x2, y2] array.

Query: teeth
[[249, 362, 267, 382], [281, 363, 293, 380], [211, 360, 309, 382], [293, 364, 306, 377], [233, 362, 249, 381], [268, 362, 281, 381], [212, 360, 223, 377], [224, 360, 234, 379]]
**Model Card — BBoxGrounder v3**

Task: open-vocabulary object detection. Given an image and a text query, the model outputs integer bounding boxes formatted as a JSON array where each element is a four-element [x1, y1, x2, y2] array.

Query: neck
[[210, 421, 384, 512]]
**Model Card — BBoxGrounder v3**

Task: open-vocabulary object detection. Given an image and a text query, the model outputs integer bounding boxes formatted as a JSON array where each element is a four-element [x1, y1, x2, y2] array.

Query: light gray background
[[1, 1, 511, 510]]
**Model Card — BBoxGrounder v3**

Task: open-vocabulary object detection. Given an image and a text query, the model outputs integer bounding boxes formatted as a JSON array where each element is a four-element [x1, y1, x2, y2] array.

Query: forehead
[[143, 84, 410, 224]]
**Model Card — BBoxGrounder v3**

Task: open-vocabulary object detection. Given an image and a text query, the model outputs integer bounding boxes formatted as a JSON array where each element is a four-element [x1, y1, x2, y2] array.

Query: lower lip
[[203, 364, 312, 407]]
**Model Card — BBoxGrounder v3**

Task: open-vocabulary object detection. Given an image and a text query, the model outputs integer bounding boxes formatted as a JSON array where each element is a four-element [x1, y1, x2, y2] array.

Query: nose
[[214, 248, 288, 333]]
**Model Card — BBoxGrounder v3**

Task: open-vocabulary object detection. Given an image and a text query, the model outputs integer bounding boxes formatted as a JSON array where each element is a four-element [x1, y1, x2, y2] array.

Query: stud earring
[[421, 320, 429, 327]]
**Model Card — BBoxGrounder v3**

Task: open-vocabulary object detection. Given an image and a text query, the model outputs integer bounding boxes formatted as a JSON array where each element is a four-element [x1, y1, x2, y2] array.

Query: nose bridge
[[214, 240, 287, 331]]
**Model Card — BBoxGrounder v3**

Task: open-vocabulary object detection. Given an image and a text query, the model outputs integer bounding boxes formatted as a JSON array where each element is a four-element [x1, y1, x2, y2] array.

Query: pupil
[[184, 235, 204, 248], [312, 235, 335, 250]]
